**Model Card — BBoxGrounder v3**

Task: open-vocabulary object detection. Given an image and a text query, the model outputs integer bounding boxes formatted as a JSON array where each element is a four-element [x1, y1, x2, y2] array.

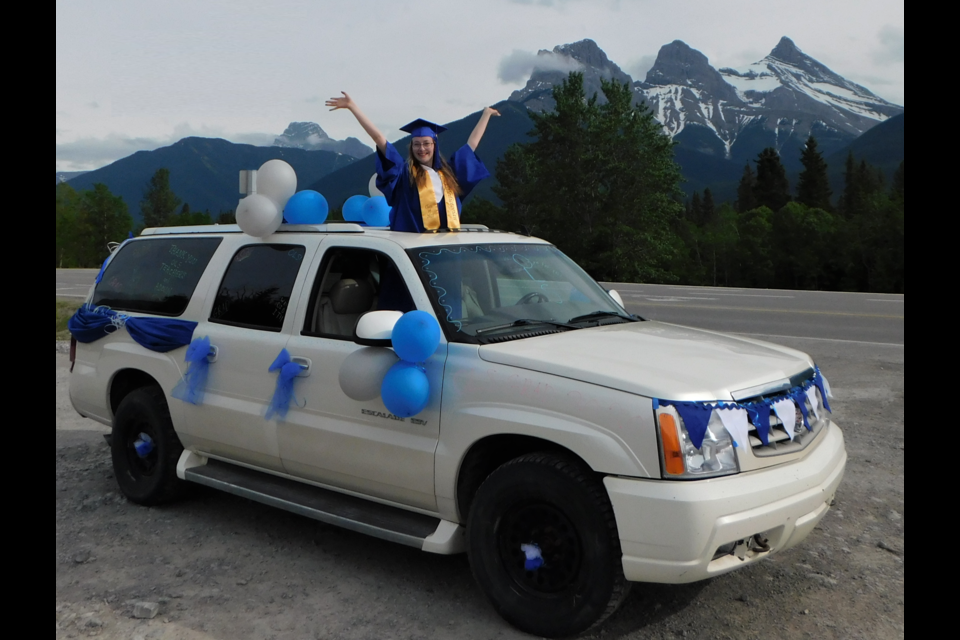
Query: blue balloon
[[381, 361, 430, 417], [391, 310, 441, 363], [343, 195, 369, 222], [362, 195, 391, 226], [284, 190, 329, 224]]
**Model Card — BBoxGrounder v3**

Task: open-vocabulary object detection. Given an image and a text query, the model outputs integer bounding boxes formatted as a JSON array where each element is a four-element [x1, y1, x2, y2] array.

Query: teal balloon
[[391, 310, 441, 363], [381, 361, 430, 417], [284, 190, 328, 224], [343, 195, 369, 222], [362, 195, 391, 226]]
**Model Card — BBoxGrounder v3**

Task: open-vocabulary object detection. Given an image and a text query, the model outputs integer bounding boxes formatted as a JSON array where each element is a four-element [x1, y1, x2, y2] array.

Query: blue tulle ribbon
[[172, 336, 213, 405], [265, 349, 305, 420], [68, 304, 197, 353]]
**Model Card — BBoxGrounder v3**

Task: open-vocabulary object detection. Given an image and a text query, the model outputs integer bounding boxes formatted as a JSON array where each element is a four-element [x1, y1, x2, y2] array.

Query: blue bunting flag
[[658, 366, 832, 451]]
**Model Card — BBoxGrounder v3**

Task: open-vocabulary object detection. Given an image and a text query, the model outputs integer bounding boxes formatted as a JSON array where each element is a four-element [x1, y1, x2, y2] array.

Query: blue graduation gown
[[375, 142, 490, 232]]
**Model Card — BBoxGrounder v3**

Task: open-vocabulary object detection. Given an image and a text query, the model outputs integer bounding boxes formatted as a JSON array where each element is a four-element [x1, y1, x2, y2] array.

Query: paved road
[[57, 269, 904, 346], [56, 269, 99, 300], [602, 282, 904, 346]]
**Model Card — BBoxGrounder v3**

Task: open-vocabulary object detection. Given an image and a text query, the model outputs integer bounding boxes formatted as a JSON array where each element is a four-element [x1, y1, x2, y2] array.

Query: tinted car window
[[92, 237, 222, 316], [210, 244, 306, 331]]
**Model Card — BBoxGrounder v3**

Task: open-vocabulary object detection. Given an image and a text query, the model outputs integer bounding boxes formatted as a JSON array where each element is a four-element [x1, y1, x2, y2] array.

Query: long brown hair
[[407, 146, 462, 197]]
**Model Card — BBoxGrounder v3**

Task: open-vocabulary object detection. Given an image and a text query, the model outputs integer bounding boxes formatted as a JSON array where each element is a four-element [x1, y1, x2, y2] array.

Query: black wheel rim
[[496, 500, 583, 595], [123, 420, 158, 479]]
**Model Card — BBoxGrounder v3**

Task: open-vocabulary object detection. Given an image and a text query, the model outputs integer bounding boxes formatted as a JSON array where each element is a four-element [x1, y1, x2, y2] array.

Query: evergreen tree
[[736, 163, 757, 213], [754, 148, 790, 211], [701, 188, 716, 225], [839, 152, 863, 218], [796, 136, 832, 210], [56, 183, 82, 267], [492, 72, 684, 282], [78, 184, 132, 267], [689, 191, 703, 225], [891, 160, 904, 204], [140, 168, 182, 228]]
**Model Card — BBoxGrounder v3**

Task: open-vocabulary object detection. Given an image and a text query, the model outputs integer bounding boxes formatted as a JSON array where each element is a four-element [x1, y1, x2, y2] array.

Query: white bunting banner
[[716, 406, 752, 448], [772, 398, 798, 441]]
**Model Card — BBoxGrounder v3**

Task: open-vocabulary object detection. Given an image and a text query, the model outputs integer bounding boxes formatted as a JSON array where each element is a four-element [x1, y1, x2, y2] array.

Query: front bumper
[[604, 422, 846, 584]]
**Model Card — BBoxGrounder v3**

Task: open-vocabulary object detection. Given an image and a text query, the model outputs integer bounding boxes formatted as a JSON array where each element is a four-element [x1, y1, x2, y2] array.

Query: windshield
[[407, 243, 633, 342]]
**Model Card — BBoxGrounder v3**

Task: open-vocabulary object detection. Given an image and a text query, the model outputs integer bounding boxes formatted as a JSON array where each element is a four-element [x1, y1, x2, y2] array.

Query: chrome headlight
[[656, 407, 739, 479]]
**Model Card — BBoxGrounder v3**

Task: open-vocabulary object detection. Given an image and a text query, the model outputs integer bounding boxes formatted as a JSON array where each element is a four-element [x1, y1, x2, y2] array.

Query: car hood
[[478, 321, 814, 401]]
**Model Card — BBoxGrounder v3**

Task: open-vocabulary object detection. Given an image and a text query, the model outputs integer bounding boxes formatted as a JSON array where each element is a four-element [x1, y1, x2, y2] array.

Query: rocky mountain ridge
[[510, 37, 903, 167]]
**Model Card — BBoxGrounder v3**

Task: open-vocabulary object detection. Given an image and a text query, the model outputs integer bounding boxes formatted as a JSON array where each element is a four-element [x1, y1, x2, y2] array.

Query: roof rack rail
[[139, 223, 366, 236]]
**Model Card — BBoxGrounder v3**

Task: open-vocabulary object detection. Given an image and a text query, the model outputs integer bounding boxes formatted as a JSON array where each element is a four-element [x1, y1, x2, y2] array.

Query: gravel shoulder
[[56, 338, 904, 640]]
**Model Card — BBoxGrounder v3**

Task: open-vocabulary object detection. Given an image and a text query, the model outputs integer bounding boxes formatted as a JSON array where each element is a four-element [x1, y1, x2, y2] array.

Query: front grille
[[743, 386, 827, 457]]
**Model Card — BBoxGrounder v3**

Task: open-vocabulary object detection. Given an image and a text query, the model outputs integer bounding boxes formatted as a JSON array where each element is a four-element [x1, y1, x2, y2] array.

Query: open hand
[[325, 92, 354, 111]]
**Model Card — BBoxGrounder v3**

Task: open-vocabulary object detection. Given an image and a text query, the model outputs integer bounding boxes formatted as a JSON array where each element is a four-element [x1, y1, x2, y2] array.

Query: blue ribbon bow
[[266, 349, 305, 420], [172, 336, 213, 405]]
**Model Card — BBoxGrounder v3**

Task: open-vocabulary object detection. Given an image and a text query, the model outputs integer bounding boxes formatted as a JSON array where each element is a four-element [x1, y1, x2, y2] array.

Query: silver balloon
[[257, 159, 297, 209], [339, 347, 399, 401], [236, 194, 282, 237]]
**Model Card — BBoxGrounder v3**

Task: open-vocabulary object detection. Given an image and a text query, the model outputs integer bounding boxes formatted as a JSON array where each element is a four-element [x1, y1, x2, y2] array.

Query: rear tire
[[111, 387, 186, 505], [467, 452, 630, 637]]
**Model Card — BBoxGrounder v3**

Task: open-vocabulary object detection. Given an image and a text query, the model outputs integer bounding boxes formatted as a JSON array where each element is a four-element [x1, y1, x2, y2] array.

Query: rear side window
[[92, 237, 222, 316], [210, 244, 306, 332]]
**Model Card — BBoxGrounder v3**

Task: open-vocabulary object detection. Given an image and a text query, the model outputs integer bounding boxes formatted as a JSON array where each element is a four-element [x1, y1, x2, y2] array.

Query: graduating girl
[[326, 92, 499, 232]]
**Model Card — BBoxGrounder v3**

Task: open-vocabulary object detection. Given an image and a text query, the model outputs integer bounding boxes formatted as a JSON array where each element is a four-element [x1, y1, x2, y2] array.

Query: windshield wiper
[[475, 318, 579, 335], [566, 310, 638, 324]]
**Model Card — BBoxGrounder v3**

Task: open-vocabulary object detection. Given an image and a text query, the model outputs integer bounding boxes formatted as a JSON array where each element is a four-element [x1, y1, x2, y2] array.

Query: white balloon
[[257, 159, 298, 208], [368, 173, 384, 198], [339, 347, 399, 401], [236, 194, 282, 237]]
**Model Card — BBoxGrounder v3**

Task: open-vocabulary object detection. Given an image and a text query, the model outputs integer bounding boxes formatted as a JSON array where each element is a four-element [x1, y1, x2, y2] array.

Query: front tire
[[111, 387, 186, 505], [467, 452, 630, 637]]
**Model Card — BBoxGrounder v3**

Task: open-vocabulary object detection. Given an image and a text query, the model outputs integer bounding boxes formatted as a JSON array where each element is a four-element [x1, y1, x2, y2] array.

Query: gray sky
[[56, 0, 904, 172]]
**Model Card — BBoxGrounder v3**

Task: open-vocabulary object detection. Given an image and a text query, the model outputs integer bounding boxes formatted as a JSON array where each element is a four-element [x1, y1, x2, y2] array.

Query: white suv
[[69, 223, 846, 638]]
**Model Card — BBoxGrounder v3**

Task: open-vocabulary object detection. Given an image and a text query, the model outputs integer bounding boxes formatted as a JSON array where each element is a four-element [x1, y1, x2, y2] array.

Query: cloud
[[626, 55, 657, 81], [873, 25, 904, 64], [498, 49, 584, 84]]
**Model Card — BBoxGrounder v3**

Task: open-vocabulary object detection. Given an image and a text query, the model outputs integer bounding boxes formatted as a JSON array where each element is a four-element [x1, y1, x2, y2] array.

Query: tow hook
[[750, 534, 771, 553]]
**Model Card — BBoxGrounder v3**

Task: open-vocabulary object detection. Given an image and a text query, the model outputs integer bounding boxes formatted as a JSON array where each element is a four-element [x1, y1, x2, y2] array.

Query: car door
[[279, 236, 443, 511], [176, 237, 320, 472]]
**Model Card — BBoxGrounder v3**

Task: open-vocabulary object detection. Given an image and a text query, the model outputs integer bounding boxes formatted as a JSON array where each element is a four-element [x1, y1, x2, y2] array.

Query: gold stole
[[416, 169, 460, 230]]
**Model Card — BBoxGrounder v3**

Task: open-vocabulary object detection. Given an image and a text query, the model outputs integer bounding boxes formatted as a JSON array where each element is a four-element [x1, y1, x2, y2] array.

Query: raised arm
[[325, 92, 387, 153], [467, 106, 501, 152]]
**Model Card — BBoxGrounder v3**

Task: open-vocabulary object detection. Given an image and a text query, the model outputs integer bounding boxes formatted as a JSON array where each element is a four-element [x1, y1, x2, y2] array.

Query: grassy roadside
[[57, 299, 82, 340]]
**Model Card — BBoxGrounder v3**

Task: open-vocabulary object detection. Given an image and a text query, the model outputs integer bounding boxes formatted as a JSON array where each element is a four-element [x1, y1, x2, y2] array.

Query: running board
[[179, 454, 464, 553]]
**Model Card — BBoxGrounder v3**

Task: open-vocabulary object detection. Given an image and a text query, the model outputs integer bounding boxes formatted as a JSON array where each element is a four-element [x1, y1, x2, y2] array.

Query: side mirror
[[607, 289, 625, 308], [353, 310, 403, 347]]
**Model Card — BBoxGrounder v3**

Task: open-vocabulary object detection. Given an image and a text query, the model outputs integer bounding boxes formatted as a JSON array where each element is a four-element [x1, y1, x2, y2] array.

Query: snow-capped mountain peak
[[718, 36, 897, 124], [273, 122, 373, 159], [507, 37, 902, 165]]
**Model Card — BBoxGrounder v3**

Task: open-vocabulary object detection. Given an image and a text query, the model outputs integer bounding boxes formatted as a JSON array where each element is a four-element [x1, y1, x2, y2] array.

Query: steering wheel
[[517, 291, 549, 304]]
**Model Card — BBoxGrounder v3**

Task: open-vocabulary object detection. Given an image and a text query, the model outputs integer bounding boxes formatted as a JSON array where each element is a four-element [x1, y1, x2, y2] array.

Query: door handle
[[206, 345, 218, 363], [290, 356, 311, 377]]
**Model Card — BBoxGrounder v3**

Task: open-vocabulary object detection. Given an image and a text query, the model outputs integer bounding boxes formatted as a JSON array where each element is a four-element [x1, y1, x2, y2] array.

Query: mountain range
[[61, 36, 903, 216]]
